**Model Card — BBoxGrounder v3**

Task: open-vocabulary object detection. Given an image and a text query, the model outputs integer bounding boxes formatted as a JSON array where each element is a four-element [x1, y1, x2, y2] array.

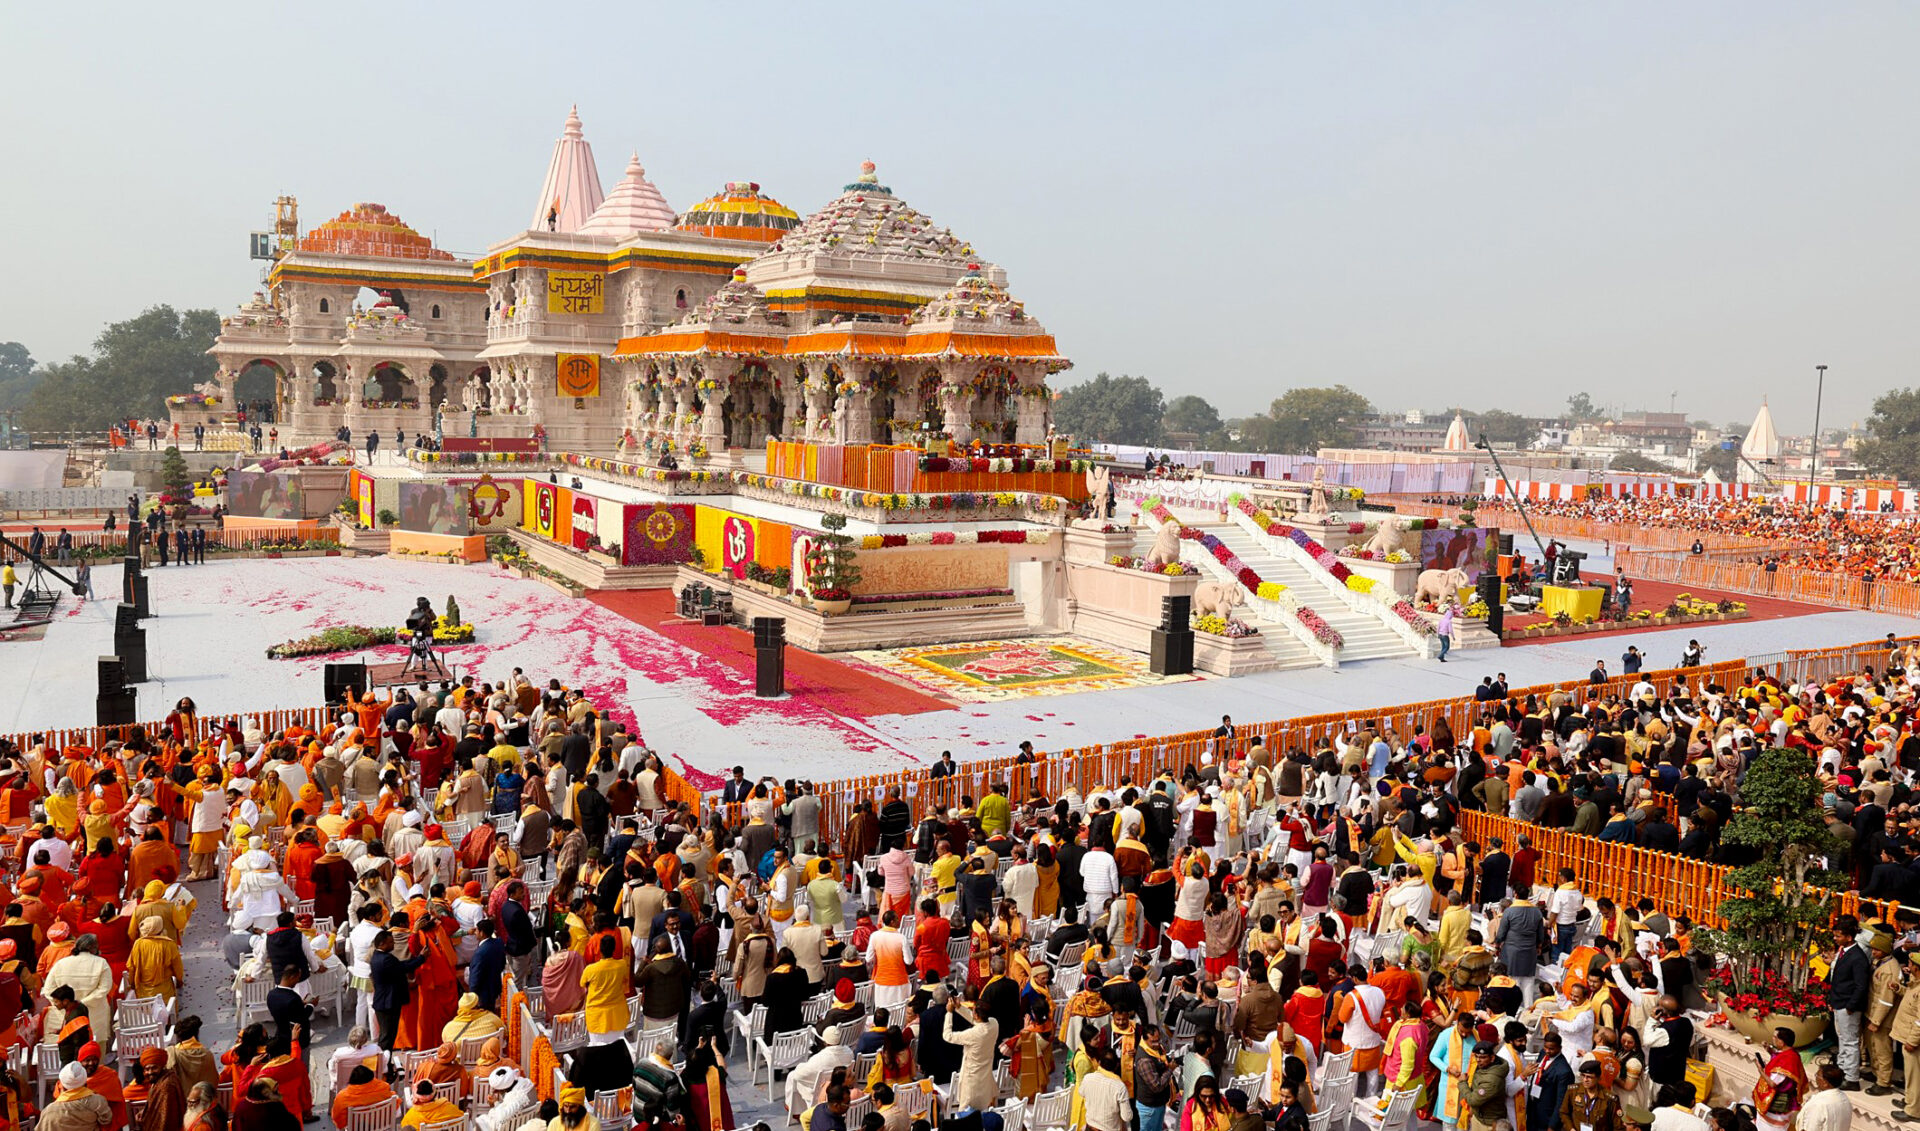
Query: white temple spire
[[531, 104, 605, 234], [1742, 398, 1781, 462]]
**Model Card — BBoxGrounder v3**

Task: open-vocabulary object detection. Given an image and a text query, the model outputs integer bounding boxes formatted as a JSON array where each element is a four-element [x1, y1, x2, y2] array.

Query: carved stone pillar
[[521, 358, 549, 427], [842, 388, 875, 444], [1015, 374, 1049, 445], [674, 387, 697, 445], [942, 387, 975, 444]]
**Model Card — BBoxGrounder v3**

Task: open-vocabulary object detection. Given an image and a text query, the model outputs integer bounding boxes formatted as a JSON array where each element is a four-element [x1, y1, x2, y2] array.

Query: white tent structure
[[1738, 399, 1781, 484]]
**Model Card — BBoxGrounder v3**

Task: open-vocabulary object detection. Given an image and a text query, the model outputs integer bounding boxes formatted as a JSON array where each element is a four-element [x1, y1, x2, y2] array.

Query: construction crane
[[0, 533, 85, 626]]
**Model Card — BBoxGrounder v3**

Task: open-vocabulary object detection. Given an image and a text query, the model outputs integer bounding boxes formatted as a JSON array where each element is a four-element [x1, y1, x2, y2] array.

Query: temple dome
[[772, 161, 975, 264], [296, 203, 453, 261], [579, 153, 676, 238], [674, 181, 799, 244], [675, 267, 786, 329], [911, 267, 1032, 327]]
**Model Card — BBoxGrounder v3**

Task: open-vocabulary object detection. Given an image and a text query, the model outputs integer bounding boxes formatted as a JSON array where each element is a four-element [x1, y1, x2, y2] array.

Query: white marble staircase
[[1202, 524, 1426, 664]]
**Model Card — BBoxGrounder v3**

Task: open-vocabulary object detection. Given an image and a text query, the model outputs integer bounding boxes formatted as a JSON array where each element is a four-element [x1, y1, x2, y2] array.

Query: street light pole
[[1808, 364, 1828, 498]]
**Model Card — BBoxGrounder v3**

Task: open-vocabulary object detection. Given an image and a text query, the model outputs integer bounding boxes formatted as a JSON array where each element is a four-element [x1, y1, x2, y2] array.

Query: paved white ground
[[5, 558, 1917, 782]]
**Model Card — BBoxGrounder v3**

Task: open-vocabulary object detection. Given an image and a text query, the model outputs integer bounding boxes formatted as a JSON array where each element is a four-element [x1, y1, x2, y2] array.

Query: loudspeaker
[[121, 556, 141, 603], [1484, 603, 1504, 636], [113, 605, 147, 684], [1476, 572, 1502, 606], [98, 655, 126, 695], [96, 689, 137, 727], [324, 662, 367, 704], [753, 617, 786, 698], [1497, 533, 1515, 556], [1150, 628, 1195, 676], [127, 574, 150, 619], [1161, 594, 1192, 631]]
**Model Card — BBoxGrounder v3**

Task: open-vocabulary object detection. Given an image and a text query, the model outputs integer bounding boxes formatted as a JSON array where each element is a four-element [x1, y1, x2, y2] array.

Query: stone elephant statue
[[1415, 567, 1470, 608], [1143, 523, 1183, 568], [1193, 581, 1247, 620]]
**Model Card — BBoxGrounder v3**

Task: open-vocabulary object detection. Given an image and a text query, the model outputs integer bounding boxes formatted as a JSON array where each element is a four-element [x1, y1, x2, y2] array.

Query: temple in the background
[[201, 108, 1068, 456]]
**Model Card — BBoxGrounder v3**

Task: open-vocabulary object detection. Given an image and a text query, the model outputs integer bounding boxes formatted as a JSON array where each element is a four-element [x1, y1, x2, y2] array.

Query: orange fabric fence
[[1384, 500, 1782, 554], [1458, 809, 1903, 928], [1617, 549, 1920, 615]]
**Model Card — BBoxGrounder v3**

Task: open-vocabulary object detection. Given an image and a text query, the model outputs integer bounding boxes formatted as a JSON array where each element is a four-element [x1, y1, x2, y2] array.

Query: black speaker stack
[[96, 655, 136, 726], [1150, 593, 1195, 676], [114, 603, 147, 684], [324, 662, 368, 704], [1476, 572, 1504, 636], [753, 617, 786, 697], [122, 553, 149, 618]]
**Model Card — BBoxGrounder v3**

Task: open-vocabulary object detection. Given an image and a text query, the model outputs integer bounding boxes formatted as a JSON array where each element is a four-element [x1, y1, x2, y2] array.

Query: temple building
[[204, 108, 1068, 456]]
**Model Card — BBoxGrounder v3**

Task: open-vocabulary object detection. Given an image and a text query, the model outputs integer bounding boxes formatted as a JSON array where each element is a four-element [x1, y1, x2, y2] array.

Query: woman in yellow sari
[[1032, 845, 1060, 917]]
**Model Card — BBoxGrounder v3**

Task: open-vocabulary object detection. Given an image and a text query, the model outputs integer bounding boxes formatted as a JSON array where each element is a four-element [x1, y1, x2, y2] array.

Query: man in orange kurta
[[125, 830, 179, 899], [284, 833, 322, 902], [394, 909, 459, 1051]]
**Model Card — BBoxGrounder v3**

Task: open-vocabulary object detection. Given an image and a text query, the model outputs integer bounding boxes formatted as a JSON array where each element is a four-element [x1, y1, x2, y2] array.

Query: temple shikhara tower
[[207, 109, 1068, 457]]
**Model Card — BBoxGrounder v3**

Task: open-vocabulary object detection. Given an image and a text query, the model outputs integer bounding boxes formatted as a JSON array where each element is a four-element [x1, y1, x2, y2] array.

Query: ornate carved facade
[[210, 112, 1066, 456]]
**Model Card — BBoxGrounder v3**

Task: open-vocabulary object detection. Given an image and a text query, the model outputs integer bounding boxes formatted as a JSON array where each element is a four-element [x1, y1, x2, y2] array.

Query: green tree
[[1256, 384, 1372, 453], [1163, 395, 1224, 443], [1474, 409, 1538, 448], [1697, 748, 1840, 992], [1856, 388, 1920, 484], [1606, 451, 1673, 474], [22, 305, 218, 431], [1051, 373, 1166, 446], [1697, 444, 1741, 481], [159, 446, 192, 498], [1566, 392, 1602, 421], [0, 342, 36, 413]]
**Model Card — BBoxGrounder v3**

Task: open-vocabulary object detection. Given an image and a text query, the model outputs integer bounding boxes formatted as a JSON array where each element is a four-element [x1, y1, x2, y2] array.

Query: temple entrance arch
[[868, 366, 900, 442], [974, 365, 1016, 442], [916, 368, 944, 431], [428, 364, 450, 409], [312, 360, 341, 405], [365, 362, 416, 406], [234, 359, 284, 424]]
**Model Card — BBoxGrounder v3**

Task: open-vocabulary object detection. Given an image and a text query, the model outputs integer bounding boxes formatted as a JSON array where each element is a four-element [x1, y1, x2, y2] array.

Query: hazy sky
[[4, 3, 1916, 432]]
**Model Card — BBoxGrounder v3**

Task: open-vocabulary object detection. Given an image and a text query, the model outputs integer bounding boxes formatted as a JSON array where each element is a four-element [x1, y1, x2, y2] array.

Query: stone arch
[[428, 364, 450, 409], [868, 365, 901, 441], [319, 298, 330, 314], [365, 361, 417, 405], [973, 364, 1017, 442], [312, 360, 341, 404], [234, 358, 285, 423], [917, 367, 945, 431]]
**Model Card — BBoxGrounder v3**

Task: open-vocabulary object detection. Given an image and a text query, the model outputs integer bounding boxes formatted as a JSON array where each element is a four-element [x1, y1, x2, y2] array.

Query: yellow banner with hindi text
[[556, 353, 601, 398], [546, 271, 604, 314]]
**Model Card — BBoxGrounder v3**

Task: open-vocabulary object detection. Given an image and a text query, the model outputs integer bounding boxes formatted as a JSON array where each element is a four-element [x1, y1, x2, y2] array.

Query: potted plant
[[1696, 748, 1839, 1047], [806, 512, 861, 615], [377, 508, 399, 528]]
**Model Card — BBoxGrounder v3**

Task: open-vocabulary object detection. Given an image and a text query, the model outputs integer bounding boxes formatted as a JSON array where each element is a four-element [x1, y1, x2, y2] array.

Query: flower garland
[[1194, 614, 1260, 638], [919, 456, 1091, 474], [409, 451, 551, 466], [1229, 493, 1435, 638], [860, 529, 1053, 548], [1142, 496, 1343, 649]]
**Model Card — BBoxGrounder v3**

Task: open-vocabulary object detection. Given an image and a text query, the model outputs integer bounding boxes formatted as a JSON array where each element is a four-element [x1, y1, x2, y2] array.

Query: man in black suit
[[368, 928, 426, 1049], [1829, 923, 1872, 1088], [1480, 838, 1511, 907], [722, 767, 753, 806], [686, 980, 730, 1055], [265, 966, 312, 1048], [1044, 908, 1090, 962], [958, 857, 997, 925], [877, 786, 913, 852]]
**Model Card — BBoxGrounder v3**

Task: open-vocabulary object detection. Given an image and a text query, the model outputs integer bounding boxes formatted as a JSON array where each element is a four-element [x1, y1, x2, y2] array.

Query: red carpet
[[1502, 576, 1823, 647], [587, 589, 954, 718]]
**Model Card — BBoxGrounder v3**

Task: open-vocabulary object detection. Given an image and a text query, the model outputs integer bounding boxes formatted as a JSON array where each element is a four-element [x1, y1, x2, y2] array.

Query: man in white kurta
[[46, 935, 116, 1046], [942, 999, 1000, 1112]]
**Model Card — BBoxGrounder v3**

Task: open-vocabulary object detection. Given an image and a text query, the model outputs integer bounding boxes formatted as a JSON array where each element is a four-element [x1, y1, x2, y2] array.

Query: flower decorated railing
[[1227, 494, 1439, 658], [857, 529, 1053, 548], [1143, 497, 1340, 666]]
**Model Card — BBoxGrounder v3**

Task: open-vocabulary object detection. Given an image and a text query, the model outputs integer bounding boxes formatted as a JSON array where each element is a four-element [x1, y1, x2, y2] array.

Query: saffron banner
[[622, 503, 696, 566], [556, 353, 601, 398]]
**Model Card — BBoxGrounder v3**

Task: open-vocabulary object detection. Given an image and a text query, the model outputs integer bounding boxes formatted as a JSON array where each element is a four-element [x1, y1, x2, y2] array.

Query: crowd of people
[[4, 645, 1919, 1131], [1464, 496, 1920, 583]]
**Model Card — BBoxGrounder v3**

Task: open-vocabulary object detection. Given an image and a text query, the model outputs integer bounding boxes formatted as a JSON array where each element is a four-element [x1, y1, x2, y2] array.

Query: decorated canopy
[[674, 182, 799, 244], [296, 203, 454, 261]]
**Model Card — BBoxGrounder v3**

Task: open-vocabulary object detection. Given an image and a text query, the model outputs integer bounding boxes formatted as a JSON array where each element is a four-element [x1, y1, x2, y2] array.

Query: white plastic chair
[[844, 1093, 875, 1131], [236, 975, 270, 1026], [898, 1081, 938, 1122], [1308, 1109, 1332, 1131], [420, 1115, 467, 1131], [1318, 1073, 1357, 1131], [995, 1097, 1026, 1131], [550, 1013, 588, 1053], [312, 965, 348, 1022], [116, 1023, 167, 1066], [1319, 1048, 1354, 1087], [735, 1003, 768, 1071], [1351, 1087, 1419, 1131], [800, 994, 832, 1026], [632, 1028, 674, 1063], [755, 1028, 812, 1103], [345, 1099, 401, 1131], [1028, 1086, 1072, 1131], [591, 1087, 634, 1131]]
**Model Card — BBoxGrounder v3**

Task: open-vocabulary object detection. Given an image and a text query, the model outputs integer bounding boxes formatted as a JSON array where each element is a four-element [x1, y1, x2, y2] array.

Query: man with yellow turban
[[549, 1085, 599, 1131], [442, 992, 504, 1044], [129, 881, 186, 944]]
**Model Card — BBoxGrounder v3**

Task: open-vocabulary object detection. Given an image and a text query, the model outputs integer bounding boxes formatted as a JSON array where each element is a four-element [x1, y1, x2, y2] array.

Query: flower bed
[[1708, 964, 1830, 1020], [267, 625, 397, 659], [858, 529, 1053, 548], [409, 450, 553, 466], [850, 587, 1014, 605], [1108, 554, 1197, 576], [390, 614, 474, 643], [1193, 614, 1259, 638]]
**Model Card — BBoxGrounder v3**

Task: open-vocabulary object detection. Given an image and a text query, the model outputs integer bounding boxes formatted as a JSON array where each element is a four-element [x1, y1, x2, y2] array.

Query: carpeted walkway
[[587, 588, 955, 719]]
